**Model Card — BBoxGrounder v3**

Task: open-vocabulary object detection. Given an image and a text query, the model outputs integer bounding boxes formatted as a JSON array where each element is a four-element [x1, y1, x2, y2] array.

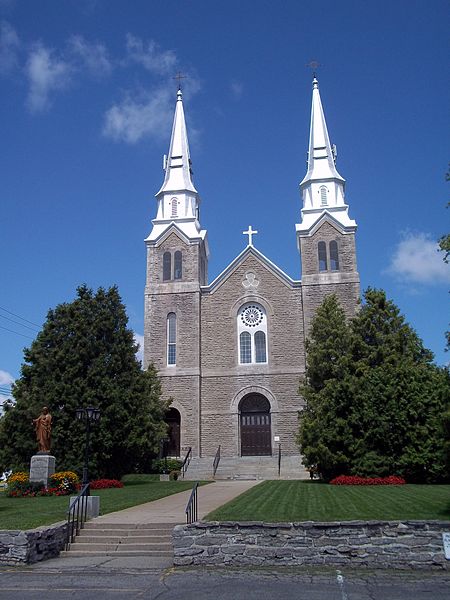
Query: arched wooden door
[[166, 408, 181, 457], [239, 394, 272, 456]]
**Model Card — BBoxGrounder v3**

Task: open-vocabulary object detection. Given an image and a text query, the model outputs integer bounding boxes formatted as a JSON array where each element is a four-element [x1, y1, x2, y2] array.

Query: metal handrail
[[181, 446, 192, 479], [185, 481, 199, 524], [278, 443, 282, 477], [65, 483, 90, 550], [213, 445, 221, 477]]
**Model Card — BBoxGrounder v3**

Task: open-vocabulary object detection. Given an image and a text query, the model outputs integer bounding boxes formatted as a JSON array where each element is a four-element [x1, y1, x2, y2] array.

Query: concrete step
[[76, 535, 171, 544], [60, 549, 173, 558], [70, 542, 172, 552], [79, 528, 172, 538], [83, 522, 174, 530]]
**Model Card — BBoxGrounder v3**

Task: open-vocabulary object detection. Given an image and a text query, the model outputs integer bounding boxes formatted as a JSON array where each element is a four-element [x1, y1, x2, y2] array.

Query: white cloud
[[125, 34, 176, 75], [68, 34, 112, 77], [103, 84, 174, 144], [230, 80, 243, 99], [25, 43, 72, 113], [133, 332, 144, 365], [386, 232, 450, 284], [0, 20, 19, 74], [0, 369, 14, 385]]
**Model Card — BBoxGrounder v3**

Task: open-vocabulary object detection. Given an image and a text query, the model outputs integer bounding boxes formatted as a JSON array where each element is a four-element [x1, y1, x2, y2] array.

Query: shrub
[[152, 458, 182, 473], [330, 475, 406, 486], [90, 479, 124, 489], [169, 470, 180, 481]]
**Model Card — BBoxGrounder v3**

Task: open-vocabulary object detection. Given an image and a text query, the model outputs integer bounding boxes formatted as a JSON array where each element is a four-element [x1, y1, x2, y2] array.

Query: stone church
[[143, 77, 360, 479]]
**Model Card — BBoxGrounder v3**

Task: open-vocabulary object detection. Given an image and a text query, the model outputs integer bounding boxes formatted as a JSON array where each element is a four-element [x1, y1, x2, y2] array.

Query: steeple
[[296, 77, 356, 236], [156, 89, 197, 197], [146, 90, 207, 246]]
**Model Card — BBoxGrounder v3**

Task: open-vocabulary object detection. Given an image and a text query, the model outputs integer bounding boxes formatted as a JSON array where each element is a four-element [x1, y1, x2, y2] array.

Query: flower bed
[[6, 470, 80, 497], [330, 475, 406, 485], [89, 479, 123, 489]]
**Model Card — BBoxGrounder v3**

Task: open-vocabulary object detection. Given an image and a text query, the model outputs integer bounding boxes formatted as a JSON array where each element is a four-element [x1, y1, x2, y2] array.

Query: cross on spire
[[306, 59, 322, 78], [243, 225, 258, 246], [173, 71, 187, 91]]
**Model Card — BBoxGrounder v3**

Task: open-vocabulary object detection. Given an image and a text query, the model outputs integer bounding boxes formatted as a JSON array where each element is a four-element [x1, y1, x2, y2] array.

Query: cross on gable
[[243, 226, 258, 246]]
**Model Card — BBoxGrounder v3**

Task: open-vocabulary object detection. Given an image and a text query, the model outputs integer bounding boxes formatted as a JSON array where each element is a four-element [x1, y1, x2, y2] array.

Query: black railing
[[65, 483, 90, 550], [278, 443, 282, 477], [185, 481, 199, 524], [181, 446, 192, 479], [213, 445, 221, 477]]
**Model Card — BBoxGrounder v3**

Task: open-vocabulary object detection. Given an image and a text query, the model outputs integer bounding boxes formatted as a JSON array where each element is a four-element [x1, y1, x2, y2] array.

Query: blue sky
[[0, 0, 449, 401]]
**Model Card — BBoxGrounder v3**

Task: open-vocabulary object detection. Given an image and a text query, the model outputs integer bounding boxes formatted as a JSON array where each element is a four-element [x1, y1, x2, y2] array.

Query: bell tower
[[144, 89, 208, 456], [296, 77, 360, 331]]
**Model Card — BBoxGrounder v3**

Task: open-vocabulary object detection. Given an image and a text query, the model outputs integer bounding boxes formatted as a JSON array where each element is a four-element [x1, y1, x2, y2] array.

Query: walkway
[[93, 479, 261, 525]]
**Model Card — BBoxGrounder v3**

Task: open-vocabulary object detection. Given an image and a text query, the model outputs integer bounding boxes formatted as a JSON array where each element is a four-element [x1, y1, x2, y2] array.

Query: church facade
[[143, 78, 360, 477]]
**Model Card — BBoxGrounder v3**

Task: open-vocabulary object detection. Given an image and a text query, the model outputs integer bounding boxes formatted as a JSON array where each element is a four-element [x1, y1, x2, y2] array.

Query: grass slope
[[206, 481, 450, 522], [0, 475, 198, 530]]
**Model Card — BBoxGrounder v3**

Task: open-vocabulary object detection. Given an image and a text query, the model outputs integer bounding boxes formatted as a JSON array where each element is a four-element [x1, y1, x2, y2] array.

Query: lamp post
[[76, 407, 100, 495]]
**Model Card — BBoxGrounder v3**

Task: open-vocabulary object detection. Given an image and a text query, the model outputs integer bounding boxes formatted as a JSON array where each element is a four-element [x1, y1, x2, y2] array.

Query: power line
[[0, 314, 39, 332], [0, 305, 40, 328], [0, 324, 34, 340]]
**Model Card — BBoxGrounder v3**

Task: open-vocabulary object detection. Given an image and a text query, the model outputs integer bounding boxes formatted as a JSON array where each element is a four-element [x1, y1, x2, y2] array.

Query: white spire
[[156, 89, 198, 196], [296, 77, 356, 236], [146, 90, 207, 246], [300, 77, 344, 186]]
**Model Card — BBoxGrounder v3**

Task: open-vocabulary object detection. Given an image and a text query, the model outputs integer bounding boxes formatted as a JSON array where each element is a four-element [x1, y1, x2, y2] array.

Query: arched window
[[167, 313, 176, 366], [171, 197, 178, 217], [320, 186, 328, 206], [174, 251, 182, 280], [238, 303, 268, 364], [318, 241, 327, 272], [330, 240, 340, 271], [163, 252, 172, 281], [239, 332, 251, 364], [255, 331, 266, 363]]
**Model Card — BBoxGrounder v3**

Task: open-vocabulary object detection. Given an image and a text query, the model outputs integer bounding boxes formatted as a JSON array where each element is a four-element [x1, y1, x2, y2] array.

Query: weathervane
[[306, 60, 322, 78], [173, 71, 187, 91]]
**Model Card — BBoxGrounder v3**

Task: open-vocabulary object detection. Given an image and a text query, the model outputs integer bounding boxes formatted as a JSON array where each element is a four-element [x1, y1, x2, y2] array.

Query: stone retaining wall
[[173, 520, 450, 570], [0, 522, 67, 565]]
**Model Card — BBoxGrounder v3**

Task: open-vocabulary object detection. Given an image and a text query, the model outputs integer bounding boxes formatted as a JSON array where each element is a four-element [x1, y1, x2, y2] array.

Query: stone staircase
[[60, 522, 174, 558], [183, 455, 310, 481]]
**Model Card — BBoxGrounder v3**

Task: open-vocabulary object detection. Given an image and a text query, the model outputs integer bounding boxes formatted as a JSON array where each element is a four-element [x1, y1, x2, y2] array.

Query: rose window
[[241, 305, 263, 327]]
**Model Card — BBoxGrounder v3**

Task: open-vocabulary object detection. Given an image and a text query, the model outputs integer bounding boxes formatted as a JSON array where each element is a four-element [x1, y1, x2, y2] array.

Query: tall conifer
[[0, 285, 168, 478]]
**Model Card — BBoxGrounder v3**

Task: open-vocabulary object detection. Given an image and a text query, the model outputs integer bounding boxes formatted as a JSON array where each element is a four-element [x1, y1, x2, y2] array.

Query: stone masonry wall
[[173, 521, 450, 570], [0, 522, 67, 565]]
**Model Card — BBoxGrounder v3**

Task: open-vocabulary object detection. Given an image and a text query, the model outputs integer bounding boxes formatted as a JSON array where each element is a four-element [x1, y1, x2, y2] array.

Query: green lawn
[[0, 474, 199, 530], [206, 481, 450, 522]]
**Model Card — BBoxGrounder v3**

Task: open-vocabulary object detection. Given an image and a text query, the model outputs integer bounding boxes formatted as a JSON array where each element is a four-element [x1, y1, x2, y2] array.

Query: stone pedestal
[[29, 454, 55, 486], [69, 495, 100, 518]]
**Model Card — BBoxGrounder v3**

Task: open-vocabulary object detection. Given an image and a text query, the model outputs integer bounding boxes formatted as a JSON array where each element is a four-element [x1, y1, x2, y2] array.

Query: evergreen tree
[[297, 295, 354, 480], [298, 289, 450, 482], [0, 285, 168, 478]]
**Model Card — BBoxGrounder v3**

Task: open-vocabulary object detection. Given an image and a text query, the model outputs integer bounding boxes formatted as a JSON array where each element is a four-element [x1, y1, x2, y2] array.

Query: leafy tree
[[298, 289, 450, 482], [0, 285, 168, 479]]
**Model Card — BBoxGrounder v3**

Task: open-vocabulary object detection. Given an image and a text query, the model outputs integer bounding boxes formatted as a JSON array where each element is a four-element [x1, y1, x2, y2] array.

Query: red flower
[[330, 475, 406, 485]]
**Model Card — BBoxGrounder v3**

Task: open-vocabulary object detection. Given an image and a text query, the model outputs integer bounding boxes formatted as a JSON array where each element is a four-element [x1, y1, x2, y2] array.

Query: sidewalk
[[93, 479, 261, 525]]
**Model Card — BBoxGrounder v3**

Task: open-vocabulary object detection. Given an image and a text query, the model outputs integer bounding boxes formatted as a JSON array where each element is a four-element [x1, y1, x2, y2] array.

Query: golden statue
[[32, 406, 52, 453]]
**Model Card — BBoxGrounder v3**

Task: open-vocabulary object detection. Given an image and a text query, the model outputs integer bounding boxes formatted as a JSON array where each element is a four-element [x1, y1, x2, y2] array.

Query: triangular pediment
[[145, 222, 199, 248], [202, 246, 300, 294]]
